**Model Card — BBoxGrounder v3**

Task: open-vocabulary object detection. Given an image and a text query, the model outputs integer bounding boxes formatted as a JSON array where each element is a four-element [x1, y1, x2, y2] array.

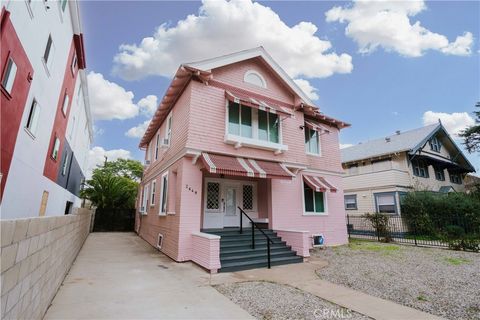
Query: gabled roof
[[184, 46, 314, 106], [341, 123, 475, 172], [140, 47, 349, 148]]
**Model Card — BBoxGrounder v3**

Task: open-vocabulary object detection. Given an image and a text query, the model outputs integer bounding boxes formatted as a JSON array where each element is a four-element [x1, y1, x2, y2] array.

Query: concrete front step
[[219, 255, 304, 273]]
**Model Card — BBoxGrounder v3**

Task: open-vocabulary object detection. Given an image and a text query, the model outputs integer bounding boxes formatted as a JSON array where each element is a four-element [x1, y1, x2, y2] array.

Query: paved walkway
[[208, 258, 444, 320], [44, 233, 252, 319]]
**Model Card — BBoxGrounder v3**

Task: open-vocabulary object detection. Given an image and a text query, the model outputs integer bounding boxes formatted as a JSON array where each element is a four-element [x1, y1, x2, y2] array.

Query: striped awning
[[201, 153, 294, 179], [305, 120, 331, 134], [303, 175, 337, 193], [225, 90, 293, 116]]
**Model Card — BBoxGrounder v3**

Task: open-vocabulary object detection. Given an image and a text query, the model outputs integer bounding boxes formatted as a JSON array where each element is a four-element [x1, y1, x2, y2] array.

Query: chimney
[[396, 130, 401, 135], [385, 137, 391, 142]]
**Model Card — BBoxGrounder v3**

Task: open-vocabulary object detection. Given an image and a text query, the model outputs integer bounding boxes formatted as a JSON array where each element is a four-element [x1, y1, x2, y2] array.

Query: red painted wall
[[43, 38, 79, 182], [0, 8, 34, 201]]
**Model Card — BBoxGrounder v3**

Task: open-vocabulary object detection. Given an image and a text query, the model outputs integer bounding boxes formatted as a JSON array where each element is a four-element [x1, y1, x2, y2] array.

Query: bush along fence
[[346, 213, 480, 252]]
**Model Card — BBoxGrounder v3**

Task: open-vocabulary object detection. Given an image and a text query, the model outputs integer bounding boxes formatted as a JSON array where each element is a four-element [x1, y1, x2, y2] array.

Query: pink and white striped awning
[[303, 175, 337, 193], [201, 153, 294, 179], [304, 120, 331, 134], [225, 90, 293, 117]]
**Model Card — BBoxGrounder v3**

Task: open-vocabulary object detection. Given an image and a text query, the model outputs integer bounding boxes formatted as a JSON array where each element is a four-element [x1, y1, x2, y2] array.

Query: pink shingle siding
[[191, 232, 221, 273], [136, 57, 348, 271]]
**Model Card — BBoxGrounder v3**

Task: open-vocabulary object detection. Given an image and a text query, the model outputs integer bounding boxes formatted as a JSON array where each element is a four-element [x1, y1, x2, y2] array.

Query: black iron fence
[[346, 214, 480, 252]]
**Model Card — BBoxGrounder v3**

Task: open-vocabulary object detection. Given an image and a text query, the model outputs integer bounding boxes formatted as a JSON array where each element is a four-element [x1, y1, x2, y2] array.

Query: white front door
[[223, 185, 240, 227]]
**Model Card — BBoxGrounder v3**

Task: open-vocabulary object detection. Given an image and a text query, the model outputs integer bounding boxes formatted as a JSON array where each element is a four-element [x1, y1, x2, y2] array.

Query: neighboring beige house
[[341, 123, 475, 215]]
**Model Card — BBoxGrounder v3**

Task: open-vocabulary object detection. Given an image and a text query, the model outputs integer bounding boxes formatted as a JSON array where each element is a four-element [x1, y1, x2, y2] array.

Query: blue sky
[[81, 1, 480, 172]]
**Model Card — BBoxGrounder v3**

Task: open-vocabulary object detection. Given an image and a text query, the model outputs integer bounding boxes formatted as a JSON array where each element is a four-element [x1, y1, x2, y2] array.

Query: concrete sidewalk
[[44, 233, 253, 319], [207, 258, 444, 320]]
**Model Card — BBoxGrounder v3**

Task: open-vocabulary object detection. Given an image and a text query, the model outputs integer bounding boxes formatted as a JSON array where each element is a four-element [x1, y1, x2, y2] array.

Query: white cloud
[[326, 0, 473, 57], [87, 71, 158, 121], [340, 143, 354, 149], [86, 146, 132, 178], [125, 120, 151, 138], [113, 0, 352, 81], [138, 95, 158, 117], [293, 79, 319, 100], [422, 111, 475, 136]]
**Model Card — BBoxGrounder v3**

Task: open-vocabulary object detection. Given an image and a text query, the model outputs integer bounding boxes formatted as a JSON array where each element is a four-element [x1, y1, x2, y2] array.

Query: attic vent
[[396, 130, 401, 135], [385, 137, 391, 142], [244, 70, 266, 88]]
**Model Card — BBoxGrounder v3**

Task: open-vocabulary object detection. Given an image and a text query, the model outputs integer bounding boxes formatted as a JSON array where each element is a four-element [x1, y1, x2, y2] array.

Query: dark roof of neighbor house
[[341, 123, 475, 172]]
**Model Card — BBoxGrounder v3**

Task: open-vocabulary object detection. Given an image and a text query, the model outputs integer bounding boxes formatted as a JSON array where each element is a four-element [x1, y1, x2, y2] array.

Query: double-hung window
[[412, 159, 429, 178], [449, 172, 462, 184], [43, 35, 55, 71], [150, 180, 156, 206], [61, 152, 70, 176], [61, 92, 69, 115], [305, 126, 320, 155], [51, 137, 60, 160], [159, 172, 168, 215], [344, 195, 357, 210], [434, 167, 445, 181], [228, 101, 252, 138], [165, 112, 172, 146], [258, 109, 279, 143], [25, 99, 40, 136], [142, 184, 149, 214], [430, 137, 441, 152], [303, 182, 325, 214], [154, 134, 160, 160], [375, 193, 396, 214], [2, 57, 17, 94]]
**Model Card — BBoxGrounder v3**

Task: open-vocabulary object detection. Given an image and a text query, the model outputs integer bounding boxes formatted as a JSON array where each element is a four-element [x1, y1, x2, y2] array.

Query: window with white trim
[[227, 101, 281, 144], [159, 172, 168, 215], [71, 54, 77, 74], [244, 70, 266, 88], [305, 126, 320, 155], [155, 134, 159, 160], [344, 195, 357, 210], [150, 180, 156, 206], [412, 159, 429, 178], [206, 182, 220, 211], [61, 92, 69, 115], [303, 182, 325, 213], [142, 184, 149, 214], [61, 0, 67, 12], [51, 137, 60, 160], [242, 184, 254, 211], [43, 34, 55, 70], [430, 136, 442, 152], [375, 193, 396, 214], [164, 112, 172, 146], [25, 99, 40, 136], [2, 57, 17, 94]]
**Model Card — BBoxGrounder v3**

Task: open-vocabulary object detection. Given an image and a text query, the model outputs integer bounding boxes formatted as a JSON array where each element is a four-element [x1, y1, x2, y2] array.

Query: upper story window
[[71, 54, 77, 75], [2, 57, 17, 95], [25, 99, 40, 137], [228, 101, 252, 138], [61, 91, 69, 115], [164, 112, 173, 146], [61, 152, 70, 176], [159, 172, 169, 215], [60, 0, 67, 12], [258, 109, 279, 143], [51, 137, 60, 160], [150, 180, 156, 206], [243, 70, 266, 88], [43, 35, 55, 71], [155, 134, 160, 160], [412, 159, 429, 178], [429, 136, 442, 152], [304, 126, 320, 155]]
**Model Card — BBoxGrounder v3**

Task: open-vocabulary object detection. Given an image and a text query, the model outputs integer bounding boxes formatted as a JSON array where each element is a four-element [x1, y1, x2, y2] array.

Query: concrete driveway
[[44, 233, 252, 319]]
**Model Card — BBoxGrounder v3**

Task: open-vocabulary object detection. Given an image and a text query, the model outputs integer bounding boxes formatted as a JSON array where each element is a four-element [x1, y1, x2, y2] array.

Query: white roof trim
[[183, 47, 315, 106]]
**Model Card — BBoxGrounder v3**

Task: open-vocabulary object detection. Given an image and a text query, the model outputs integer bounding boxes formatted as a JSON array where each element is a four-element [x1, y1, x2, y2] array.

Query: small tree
[[363, 213, 392, 242], [460, 102, 480, 153]]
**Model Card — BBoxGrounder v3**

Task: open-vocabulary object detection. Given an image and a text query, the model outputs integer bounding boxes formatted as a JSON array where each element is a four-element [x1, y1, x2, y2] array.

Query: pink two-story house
[[136, 47, 350, 273]]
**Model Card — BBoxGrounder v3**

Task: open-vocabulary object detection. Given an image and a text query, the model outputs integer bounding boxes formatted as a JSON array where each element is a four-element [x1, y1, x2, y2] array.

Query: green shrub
[[362, 213, 392, 242], [444, 225, 466, 238]]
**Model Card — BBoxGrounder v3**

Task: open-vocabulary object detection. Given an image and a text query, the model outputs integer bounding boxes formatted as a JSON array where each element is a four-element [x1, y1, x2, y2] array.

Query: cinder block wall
[[1, 209, 92, 319]]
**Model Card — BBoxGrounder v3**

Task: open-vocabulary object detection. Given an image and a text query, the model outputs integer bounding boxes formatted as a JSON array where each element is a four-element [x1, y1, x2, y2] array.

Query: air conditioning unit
[[145, 160, 151, 165], [312, 234, 325, 248]]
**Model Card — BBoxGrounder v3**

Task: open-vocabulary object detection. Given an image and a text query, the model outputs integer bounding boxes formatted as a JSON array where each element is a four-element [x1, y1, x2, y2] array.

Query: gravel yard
[[315, 240, 480, 320], [216, 281, 371, 320]]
